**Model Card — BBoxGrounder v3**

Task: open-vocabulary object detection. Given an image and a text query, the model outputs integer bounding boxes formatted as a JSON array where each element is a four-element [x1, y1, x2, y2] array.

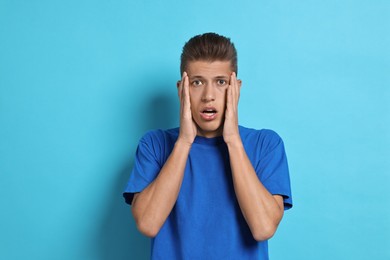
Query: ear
[[177, 80, 181, 97], [237, 79, 242, 88]]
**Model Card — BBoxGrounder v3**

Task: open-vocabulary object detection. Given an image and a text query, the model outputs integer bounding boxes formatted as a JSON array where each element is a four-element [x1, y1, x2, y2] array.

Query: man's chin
[[195, 124, 223, 138]]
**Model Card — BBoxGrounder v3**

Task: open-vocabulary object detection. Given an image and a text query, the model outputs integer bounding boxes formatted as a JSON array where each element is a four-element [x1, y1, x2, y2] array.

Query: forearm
[[131, 139, 191, 237], [227, 138, 284, 241]]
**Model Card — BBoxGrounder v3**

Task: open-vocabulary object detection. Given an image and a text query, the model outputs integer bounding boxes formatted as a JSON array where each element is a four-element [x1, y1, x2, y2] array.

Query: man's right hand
[[177, 72, 197, 146], [132, 72, 195, 237]]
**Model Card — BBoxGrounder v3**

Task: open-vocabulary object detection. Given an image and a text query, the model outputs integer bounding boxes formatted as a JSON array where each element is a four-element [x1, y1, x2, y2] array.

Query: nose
[[201, 84, 215, 102]]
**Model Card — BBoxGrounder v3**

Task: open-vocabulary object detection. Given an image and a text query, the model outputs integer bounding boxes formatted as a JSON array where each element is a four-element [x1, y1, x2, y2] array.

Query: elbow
[[131, 205, 160, 238], [135, 218, 160, 238], [136, 221, 159, 238], [251, 225, 277, 242], [251, 209, 284, 241]]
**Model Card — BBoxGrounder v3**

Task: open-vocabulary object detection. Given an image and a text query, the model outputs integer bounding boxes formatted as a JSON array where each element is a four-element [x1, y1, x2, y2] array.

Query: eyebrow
[[189, 75, 229, 80], [189, 75, 204, 79]]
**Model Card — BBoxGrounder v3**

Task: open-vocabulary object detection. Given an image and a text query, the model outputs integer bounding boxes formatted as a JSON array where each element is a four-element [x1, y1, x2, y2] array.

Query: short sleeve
[[255, 131, 293, 210], [123, 132, 163, 205]]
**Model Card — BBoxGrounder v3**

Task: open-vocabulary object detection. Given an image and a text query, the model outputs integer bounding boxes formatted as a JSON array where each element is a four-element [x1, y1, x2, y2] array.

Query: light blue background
[[1, 1, 389, 259]]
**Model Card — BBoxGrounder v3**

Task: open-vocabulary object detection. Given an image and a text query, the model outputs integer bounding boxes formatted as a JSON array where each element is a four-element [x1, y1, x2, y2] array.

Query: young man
[[123, 33, 292, 259]]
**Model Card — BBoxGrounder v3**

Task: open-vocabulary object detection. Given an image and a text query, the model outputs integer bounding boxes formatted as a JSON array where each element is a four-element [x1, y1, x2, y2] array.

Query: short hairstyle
[[180, 32, 238, 75]]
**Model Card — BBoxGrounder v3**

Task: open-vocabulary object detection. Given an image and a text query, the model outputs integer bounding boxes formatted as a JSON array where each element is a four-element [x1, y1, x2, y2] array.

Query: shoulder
[[239, 125, 282, 141], [140, 127, 179, 143], [239, 126, 284, 153], [135, 128, 179, 164]]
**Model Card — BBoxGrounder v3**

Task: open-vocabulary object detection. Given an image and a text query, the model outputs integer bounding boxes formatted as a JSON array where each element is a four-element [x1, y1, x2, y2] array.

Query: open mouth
[[200, 108, 218, 120], [202, 108, 217, 116]]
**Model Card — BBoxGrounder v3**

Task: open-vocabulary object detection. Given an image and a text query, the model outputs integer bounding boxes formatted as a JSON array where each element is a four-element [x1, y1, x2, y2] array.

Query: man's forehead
[[186, 60, 232, 77]]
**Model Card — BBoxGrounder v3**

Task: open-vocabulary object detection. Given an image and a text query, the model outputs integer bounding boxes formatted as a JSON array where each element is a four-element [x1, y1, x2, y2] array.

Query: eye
[[192, 80, 203, 87], [217, 79, 227, 86]]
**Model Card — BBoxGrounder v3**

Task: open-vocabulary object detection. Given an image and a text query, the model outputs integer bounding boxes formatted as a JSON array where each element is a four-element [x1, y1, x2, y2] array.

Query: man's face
[[184, 60, 239, 138]]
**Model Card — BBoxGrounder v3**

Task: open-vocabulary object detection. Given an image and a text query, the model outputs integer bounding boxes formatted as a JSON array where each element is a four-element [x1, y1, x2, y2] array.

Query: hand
[[177, 72, 197, 145], [223, 72, 241, 145]]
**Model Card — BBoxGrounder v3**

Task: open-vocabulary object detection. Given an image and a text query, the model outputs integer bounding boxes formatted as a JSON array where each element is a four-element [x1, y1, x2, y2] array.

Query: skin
[[131, 61, 285, 241]]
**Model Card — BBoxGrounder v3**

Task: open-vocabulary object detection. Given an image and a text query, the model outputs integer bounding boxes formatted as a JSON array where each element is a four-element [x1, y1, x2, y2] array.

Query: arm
[[131, 140, 191, 237], [227, 140, 284, 241], [131, 72, 196, 237], [223, 73, 284, 241]]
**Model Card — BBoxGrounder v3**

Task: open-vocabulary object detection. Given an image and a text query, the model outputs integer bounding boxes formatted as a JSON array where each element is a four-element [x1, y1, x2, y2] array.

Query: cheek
[[216, 86, 227, 95], [188, 93, 197, 111], [217, 88, 228, 101], [189, 89, 201, 102]]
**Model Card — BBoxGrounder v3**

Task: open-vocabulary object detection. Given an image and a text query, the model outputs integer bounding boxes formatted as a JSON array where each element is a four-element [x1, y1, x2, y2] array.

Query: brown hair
[[180, 32, 237, 75]]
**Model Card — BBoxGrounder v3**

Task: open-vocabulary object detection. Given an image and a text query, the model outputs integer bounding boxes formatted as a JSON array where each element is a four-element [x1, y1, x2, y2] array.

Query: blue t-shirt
[[124, 126, 293, 260]]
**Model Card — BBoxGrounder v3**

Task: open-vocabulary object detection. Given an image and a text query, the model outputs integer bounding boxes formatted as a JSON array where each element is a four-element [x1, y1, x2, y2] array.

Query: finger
[[182, 74, 189, 114], [232, 72, 240, 106], [179, 72, 187, 116], [183, 73, 191, 114], [226, 83, 232, 113], [179, 72, 187, 100], [229, 73, 237, 109], [183, 74, 190, 106], [233, 72, 241, 100], [232, 72, 236, 91]]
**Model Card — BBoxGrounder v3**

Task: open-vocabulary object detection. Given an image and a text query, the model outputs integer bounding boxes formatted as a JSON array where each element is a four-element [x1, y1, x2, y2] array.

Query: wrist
[[225, 135, 243, 149], [176, 137, 194, 149]]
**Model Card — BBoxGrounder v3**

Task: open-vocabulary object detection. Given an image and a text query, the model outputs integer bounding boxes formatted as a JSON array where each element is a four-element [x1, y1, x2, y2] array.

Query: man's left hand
[[223, 72, 241, 145]]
